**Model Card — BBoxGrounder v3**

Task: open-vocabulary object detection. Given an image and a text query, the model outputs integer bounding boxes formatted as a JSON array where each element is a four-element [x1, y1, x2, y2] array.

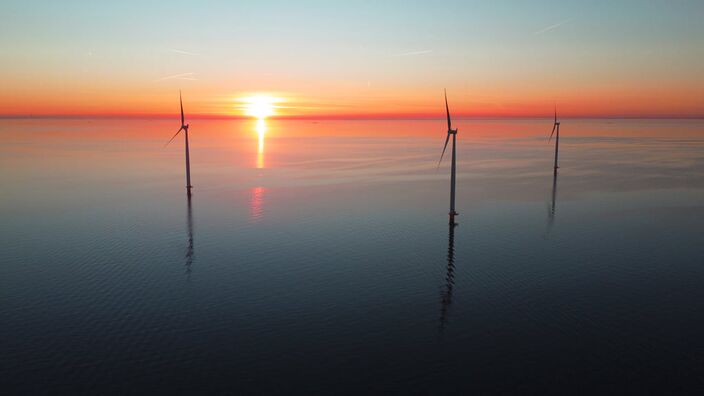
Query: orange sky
[[3, 83, 702, 119]]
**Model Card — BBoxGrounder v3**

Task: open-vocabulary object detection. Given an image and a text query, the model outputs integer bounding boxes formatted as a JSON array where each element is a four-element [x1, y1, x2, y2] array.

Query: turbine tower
[[438, 89, 459, 225], [549, 105, 561, 177], [165, 90, 192, 196]]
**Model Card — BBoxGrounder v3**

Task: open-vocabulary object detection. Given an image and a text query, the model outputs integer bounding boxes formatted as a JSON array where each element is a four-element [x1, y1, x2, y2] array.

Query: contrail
[[154, 72, 198, 82], [169, 48, 199, 56], [534, 18, 572, 35], [393, 49, 433, 57]]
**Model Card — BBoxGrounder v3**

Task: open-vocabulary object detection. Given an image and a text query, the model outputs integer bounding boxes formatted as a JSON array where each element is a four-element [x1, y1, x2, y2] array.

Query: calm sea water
[[2, 118, 704, 394]]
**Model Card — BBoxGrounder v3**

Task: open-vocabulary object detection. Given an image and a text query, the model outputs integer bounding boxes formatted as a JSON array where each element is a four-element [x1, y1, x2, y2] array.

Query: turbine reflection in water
[[439, 223, 457, 333], [545, 172, 558, 238]]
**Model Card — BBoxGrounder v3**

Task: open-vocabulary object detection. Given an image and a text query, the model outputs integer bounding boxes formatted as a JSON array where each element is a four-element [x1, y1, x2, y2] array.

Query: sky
[[1, 0, 703, 118]]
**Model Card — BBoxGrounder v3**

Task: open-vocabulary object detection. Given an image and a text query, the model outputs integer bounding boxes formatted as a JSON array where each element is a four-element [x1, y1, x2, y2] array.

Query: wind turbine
[[165, 90, 192, 196], [438, 89, 459, 225], [549, 105, 561, 177]]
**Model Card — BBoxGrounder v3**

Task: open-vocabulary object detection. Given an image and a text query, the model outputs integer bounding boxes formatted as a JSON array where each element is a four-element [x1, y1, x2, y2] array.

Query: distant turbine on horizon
[[438, 89, 459, 225], [165, 90, 193, 196], [549, 105, 561, 177]]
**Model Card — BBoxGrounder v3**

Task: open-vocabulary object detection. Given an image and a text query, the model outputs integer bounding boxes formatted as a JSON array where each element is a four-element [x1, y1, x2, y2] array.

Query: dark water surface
[[2, 118, 704, 394]]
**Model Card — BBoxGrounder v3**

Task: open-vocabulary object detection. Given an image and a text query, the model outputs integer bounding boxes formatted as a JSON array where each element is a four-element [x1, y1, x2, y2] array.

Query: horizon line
[[2, 113, 704, 121]]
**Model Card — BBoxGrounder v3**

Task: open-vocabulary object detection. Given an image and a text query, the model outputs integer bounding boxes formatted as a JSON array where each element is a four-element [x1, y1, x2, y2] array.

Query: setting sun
[[240, 95, 282, 119]]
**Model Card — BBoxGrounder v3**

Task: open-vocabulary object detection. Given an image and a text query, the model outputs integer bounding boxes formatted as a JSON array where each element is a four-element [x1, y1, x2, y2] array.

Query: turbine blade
[[554, 103, 557, 123], [180, 90, 185, 126], [437, 132, 451, 168], [444, 89, 452, 131], [164, 127, 184, 147], [548, 124, 557, 142]]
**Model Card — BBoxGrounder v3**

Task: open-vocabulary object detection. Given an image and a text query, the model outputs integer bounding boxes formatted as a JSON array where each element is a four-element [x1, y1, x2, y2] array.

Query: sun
[[240, 95, 281, 119]]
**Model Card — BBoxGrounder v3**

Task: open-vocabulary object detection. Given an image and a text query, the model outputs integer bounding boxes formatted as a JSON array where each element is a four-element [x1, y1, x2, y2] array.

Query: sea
[[2, 118, 703, 394]]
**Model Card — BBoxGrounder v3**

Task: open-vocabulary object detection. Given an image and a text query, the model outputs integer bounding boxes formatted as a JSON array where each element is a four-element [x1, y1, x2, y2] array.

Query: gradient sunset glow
[[1, 1, 703, 119]]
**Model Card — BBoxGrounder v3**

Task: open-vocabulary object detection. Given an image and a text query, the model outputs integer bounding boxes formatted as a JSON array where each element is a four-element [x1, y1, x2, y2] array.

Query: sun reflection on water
[[256, 119, 265, 169], [249, 186, 265, 222], [252, 117, 267, 222]]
